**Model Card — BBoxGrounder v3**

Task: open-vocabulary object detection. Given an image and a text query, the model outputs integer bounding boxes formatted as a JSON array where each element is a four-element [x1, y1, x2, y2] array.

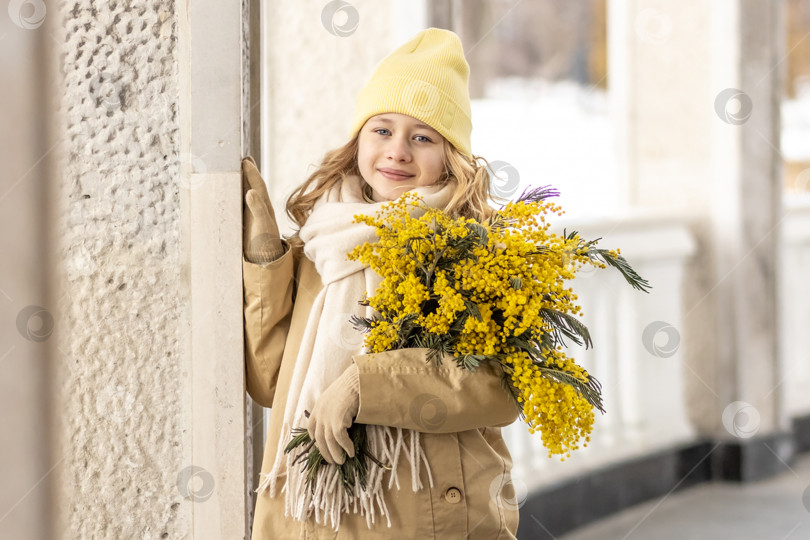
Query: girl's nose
[[384, 136, 412, 161]]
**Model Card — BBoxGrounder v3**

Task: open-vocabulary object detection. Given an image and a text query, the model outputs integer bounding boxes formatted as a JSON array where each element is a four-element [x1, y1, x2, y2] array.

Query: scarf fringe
[[256, 424, 434, 531]]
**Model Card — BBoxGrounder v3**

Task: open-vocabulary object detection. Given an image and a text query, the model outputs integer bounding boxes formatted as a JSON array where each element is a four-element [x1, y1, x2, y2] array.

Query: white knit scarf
[[256, 174, 458, 531]]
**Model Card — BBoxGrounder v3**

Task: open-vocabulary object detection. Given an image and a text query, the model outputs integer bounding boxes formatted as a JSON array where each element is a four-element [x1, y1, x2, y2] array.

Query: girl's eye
[[372, 128, 432, 143]]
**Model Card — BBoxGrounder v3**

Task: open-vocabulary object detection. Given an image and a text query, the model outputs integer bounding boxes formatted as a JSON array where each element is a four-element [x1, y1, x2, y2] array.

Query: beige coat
[[244, 238, 521, 539]]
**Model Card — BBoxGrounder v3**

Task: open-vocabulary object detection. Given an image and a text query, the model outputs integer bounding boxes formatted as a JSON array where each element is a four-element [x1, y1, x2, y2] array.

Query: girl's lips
[[378, 169, 414, 181]]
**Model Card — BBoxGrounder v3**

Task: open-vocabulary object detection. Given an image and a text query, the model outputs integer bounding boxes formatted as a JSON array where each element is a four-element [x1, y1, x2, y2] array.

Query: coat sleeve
[[242, 240, 295, 408], [352, 348, 521, 433]]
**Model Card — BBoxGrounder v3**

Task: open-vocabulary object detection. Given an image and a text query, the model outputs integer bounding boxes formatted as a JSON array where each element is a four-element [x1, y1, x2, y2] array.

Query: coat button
[[444, 487, 462, 504]]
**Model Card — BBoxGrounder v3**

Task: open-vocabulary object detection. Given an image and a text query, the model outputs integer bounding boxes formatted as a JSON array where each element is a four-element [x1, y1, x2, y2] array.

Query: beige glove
[[241, 156, 285, 263], [307, 364, 361, 465]]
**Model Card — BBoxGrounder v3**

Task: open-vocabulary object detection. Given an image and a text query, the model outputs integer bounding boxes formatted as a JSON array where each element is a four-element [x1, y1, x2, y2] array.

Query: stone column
[[609, 0, 789, 480], [183, 0, 249, 534], [0, 3, 56, 539], [708, 0, 789, 480], [54, 0, 249, 537]]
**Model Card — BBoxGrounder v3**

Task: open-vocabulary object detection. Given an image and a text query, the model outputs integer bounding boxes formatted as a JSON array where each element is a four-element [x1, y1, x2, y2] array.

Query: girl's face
[[357, 113, 446, 202]]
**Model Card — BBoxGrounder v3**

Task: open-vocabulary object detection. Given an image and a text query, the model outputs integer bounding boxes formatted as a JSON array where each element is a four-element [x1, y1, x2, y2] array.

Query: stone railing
[[781, 195, 810, 418]]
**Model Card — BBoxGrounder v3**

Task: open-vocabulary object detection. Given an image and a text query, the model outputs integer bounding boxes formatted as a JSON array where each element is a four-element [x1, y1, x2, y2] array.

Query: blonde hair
[[284, 134, 509, 251]]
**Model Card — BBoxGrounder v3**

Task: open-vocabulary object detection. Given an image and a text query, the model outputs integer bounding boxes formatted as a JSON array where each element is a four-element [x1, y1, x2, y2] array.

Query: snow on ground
[[473, 77, 810, 219], [781, 78, 810, 162], [472, 78, 618, 220]]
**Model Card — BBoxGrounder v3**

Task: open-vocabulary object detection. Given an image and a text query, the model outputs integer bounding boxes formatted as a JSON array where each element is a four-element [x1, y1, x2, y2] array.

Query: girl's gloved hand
[[307, 364, 361, 465], [241, 156, 285, 263]]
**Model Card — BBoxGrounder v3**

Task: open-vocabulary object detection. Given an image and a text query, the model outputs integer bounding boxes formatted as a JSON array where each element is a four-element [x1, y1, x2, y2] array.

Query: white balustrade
[[781, 195, 810, 419]]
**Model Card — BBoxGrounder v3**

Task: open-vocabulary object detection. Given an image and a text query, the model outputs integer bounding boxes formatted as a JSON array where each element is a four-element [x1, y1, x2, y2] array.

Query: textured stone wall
[[54, 1, 188, 537]]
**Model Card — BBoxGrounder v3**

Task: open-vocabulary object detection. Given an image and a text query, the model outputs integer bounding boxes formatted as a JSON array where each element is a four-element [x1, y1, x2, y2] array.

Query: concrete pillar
[[0, 3, 56, 539], [458, 0, 495, 99], [54, 0, 249, 537], [183, 0, 249, 533], [610, 0, 789, 480]]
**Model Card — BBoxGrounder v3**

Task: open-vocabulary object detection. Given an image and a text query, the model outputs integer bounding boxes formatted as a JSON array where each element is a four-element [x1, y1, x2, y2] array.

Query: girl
[[242, 28, 521, 539]]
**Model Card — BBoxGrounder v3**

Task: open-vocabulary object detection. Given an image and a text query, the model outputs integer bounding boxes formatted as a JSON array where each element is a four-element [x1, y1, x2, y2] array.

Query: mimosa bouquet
[[285, 186, 650, 492]]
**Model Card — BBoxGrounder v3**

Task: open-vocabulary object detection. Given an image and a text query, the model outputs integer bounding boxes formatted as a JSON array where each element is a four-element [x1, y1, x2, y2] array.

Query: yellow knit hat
[[348, 27, 473, 159]]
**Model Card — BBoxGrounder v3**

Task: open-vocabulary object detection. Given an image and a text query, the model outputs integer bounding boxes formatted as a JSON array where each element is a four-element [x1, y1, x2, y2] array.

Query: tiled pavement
[[558, 453, 810, 540]]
